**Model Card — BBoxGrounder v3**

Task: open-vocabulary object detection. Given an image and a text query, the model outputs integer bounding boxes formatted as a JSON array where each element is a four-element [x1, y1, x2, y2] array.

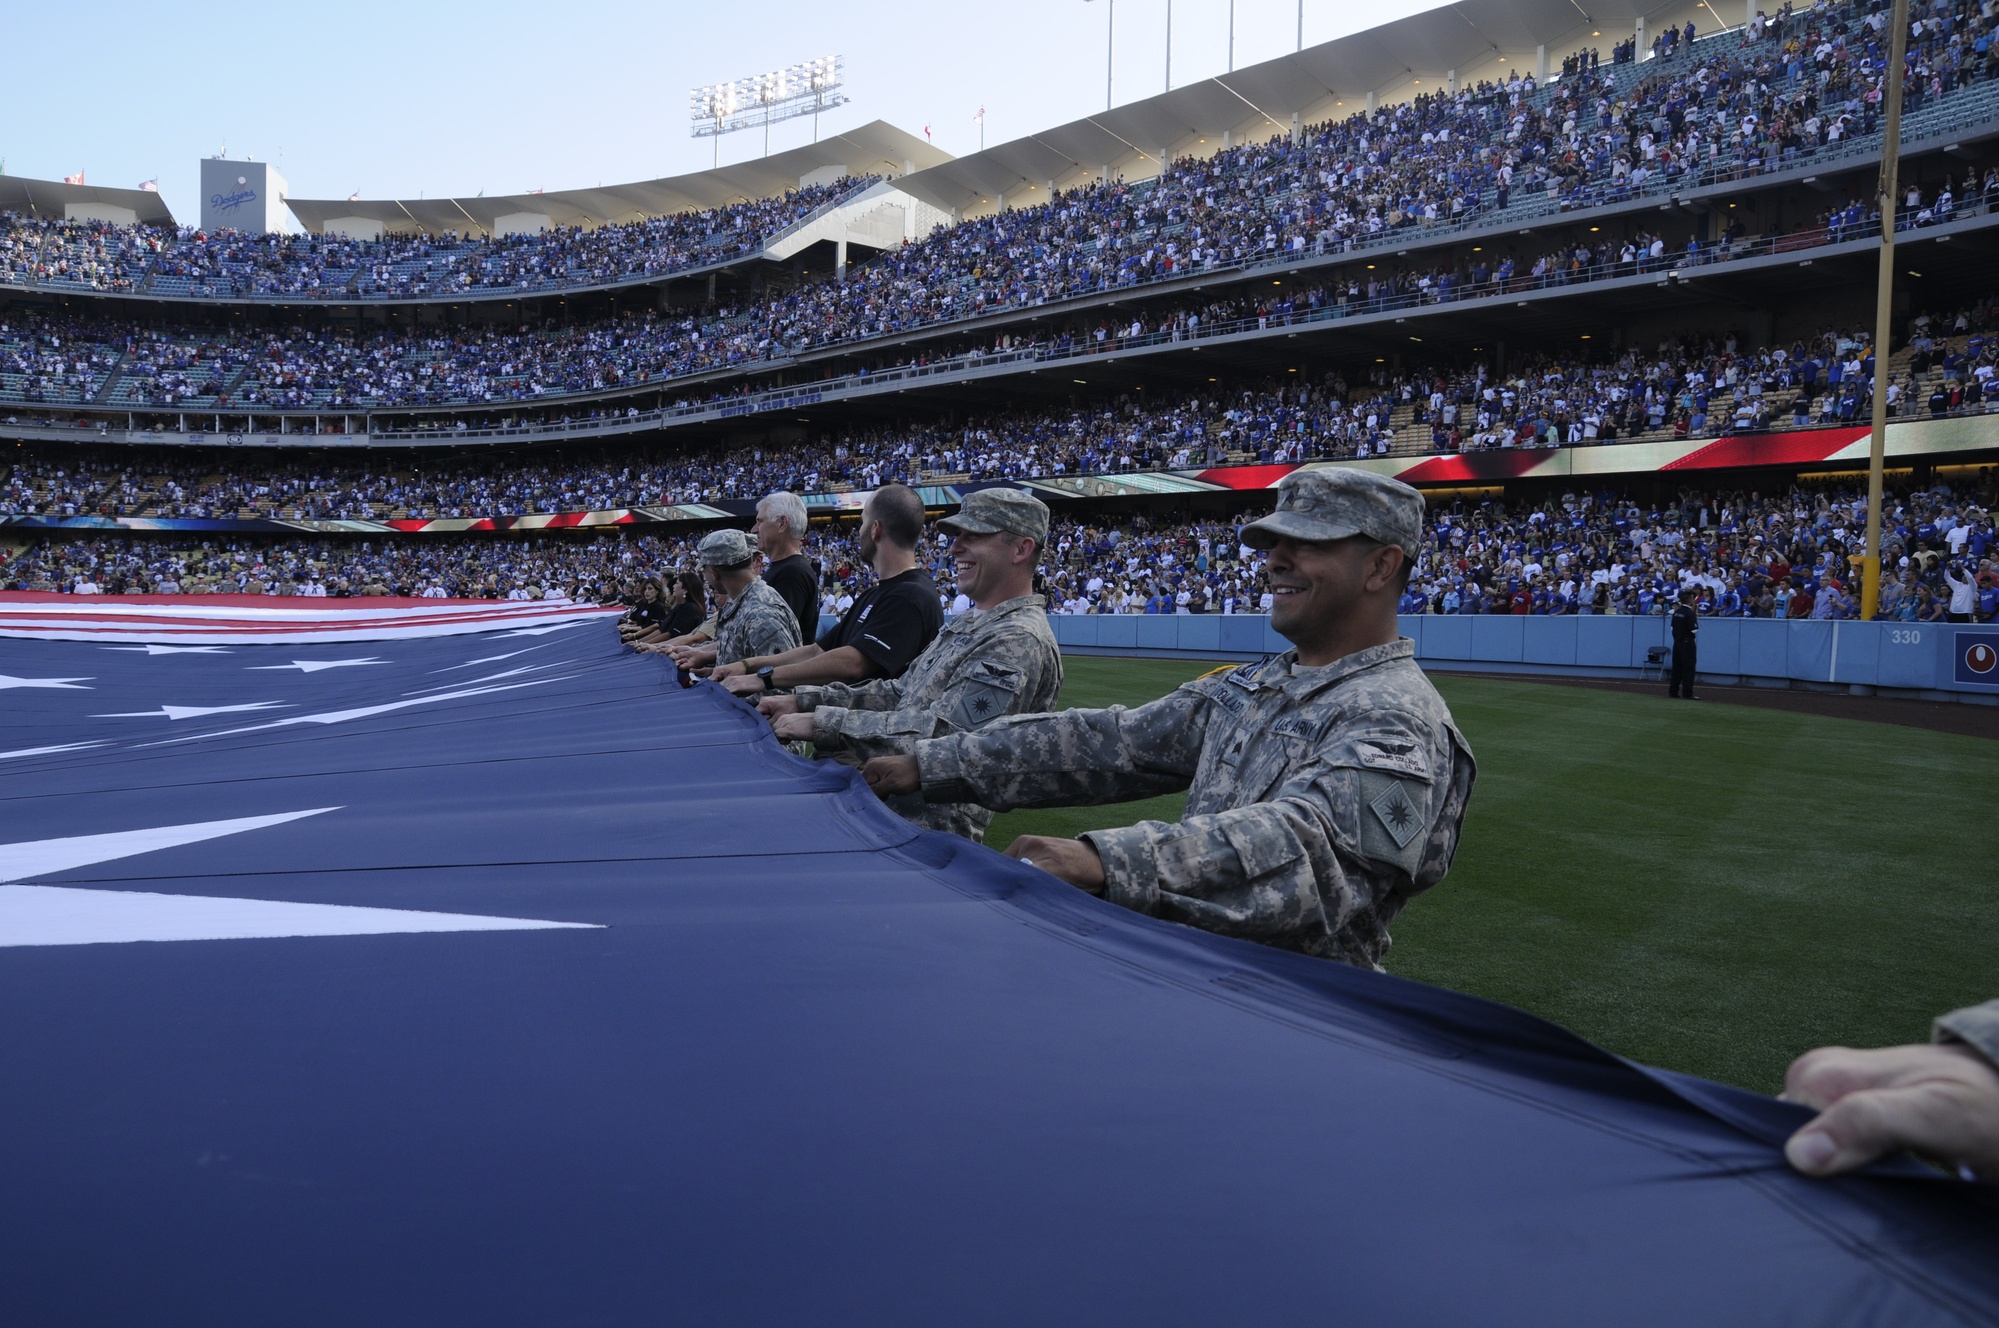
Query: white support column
[[1223, 129, 1234, 149], [1446, 69, 1458, 94], [1045, 178, 1057, 201], [835, 238, 848, 282], [1536, 44, 1548, 82], [1100, 163, 1110, 184], [1635, 16, 1648, 55], [1365, 91, 1377, 117], [1290, 111, 1302, 142]]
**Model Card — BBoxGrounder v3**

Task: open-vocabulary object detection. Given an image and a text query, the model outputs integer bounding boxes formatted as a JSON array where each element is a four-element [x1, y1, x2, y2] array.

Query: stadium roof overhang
[[896, 0, 1718, 217], [283, 120, 954, 236], [0, 175, 177, 228]]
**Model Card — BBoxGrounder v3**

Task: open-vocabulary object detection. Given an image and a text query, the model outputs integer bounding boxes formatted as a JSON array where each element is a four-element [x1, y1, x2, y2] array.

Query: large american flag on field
[[0, 595, 1991, 1323]]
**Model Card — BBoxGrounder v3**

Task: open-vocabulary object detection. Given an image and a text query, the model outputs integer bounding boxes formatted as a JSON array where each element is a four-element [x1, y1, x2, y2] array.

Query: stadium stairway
[[90, 347, 134, 405]]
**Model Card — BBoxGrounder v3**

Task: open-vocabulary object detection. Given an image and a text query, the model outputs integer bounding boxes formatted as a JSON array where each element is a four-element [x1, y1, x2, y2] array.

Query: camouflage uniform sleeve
[[1077, 712, 1471, 956], [813, 630, 1059, 758], [792, 677, 903, 719], [1935, 999, 1999, 1071], [916, 683, 1208, 810], [744, 595, 801, 661]]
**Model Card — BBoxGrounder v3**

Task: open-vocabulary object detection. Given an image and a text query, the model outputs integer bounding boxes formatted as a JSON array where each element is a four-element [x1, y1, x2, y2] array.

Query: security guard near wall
[[1668, 587, 1699, 700], [756, 487, 1063, 842], [862, 468, 1476, 968]]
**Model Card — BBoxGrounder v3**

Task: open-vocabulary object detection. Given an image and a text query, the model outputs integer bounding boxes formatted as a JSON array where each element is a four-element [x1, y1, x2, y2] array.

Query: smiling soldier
[[861, 469, 1476, 967], [757, 486, 1062, 842]]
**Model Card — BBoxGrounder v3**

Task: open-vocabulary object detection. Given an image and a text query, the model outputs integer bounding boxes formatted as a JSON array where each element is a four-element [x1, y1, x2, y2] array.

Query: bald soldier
[[863, 469, 1476, 967]]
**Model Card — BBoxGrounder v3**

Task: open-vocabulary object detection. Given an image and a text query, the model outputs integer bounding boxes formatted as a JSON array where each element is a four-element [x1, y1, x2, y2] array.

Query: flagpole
[[1861, 0, 1909, 621]]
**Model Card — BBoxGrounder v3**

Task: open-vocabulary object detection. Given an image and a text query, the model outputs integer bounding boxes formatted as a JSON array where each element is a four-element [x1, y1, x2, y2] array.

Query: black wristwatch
[[756, 666, 777, 690]]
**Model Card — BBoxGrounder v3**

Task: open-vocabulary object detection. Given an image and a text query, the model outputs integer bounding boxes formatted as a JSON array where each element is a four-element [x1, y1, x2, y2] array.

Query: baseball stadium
[[2, 0, 1996, 1320]]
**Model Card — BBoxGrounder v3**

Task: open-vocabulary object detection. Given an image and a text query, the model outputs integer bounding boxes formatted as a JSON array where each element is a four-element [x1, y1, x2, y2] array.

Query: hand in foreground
[[721, 674, 765, 696], [861, 754, 920, 797], [1782, 1042, 1999, 1179], [757, 695, 799, 719], [1004, 835, 1106, 894], [770, 712, 814, 742], [707, 660, 747, 681]]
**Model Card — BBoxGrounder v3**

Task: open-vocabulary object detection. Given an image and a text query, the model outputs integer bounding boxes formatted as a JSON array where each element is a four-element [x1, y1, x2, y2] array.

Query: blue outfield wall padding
[[1740, 617, 1794, 679], [1049, 615, 1998, 696], [1575, 613, 1638, 667], [1699, 616, 1743, 675], [1521, 614, 1579, 666], [1, 624, 1995, 1326], [1788, 619, 1835, 683]]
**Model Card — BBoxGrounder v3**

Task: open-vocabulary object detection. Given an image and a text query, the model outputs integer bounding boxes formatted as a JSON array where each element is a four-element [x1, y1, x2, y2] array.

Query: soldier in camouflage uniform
[[695, 528, 801, 667], [1784, 997, 1999, 1180], [863, 468, 1476, 968], [758, 488, 1063, 842]]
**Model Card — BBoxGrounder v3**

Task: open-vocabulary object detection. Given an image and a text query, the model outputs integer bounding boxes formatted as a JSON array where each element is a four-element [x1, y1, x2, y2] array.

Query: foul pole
[[1862, 0, 1910, 620]]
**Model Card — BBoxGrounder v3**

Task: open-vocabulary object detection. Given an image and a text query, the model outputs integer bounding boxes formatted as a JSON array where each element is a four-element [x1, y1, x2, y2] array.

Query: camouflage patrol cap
[[1238, 468, 1425, 560], [696, 528, 755, 567], [939, 486, 1050, 545]]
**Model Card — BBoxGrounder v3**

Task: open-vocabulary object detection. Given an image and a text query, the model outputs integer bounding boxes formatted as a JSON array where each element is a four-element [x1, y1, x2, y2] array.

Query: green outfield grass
[[988, 655, 1999, 1093]]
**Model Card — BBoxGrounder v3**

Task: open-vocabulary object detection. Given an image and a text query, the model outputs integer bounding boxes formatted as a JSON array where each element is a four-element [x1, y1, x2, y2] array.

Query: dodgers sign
[[1954, 629, 1999, 685]]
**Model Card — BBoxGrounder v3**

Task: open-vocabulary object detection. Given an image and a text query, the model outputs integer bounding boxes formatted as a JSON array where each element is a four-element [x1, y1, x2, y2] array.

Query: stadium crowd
[[0, 176, 873, 300], [1, 151, 1990, 421], [0, 0, 1993, 414], [4, 477, 1991, 623], [5, 295, 1995, 519]]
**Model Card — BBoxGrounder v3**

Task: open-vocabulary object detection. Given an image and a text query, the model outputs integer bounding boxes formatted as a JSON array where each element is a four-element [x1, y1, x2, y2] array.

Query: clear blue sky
[[5, 0, 1438, 225]]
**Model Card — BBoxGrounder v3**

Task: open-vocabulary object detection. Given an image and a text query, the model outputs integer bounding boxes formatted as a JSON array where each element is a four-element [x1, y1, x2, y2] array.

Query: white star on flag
[[95, 702, 292, 721], [103, 646, 233, 655], [0, 743, 106, 761], [147, 676, 569, 746], [0, 675, 93, 690], [0, 809, 600, 947], [485, 622, 586, 639], [432, 645, 548, 672], [246, 658, 387, 673]]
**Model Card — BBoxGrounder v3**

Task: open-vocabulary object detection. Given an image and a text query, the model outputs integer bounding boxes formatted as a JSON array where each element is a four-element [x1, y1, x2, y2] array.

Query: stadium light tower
[[690, 56, 848, 167], [1085, 0, 1114, 111], [1862, 0, 1911, 621]]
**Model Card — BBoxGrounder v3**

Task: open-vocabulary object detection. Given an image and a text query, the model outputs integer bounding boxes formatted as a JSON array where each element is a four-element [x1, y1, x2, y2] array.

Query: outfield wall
[[1050, 615, 1999, 703]]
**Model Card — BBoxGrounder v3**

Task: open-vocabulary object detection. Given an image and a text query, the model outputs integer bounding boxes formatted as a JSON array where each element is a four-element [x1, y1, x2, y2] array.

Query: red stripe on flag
[[1393, 452, 1550, 484], [1660, 426, 1868, 470], [1193, 464, 1301, 490]]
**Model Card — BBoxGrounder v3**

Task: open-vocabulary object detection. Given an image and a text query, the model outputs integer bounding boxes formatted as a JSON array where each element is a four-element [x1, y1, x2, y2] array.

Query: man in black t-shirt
[[754, 491, 819, 645], [716, 484, 942, 696]]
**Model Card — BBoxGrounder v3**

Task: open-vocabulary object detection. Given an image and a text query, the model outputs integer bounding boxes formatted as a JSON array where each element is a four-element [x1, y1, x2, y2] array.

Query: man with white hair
[[754, 491, 819, 645]]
